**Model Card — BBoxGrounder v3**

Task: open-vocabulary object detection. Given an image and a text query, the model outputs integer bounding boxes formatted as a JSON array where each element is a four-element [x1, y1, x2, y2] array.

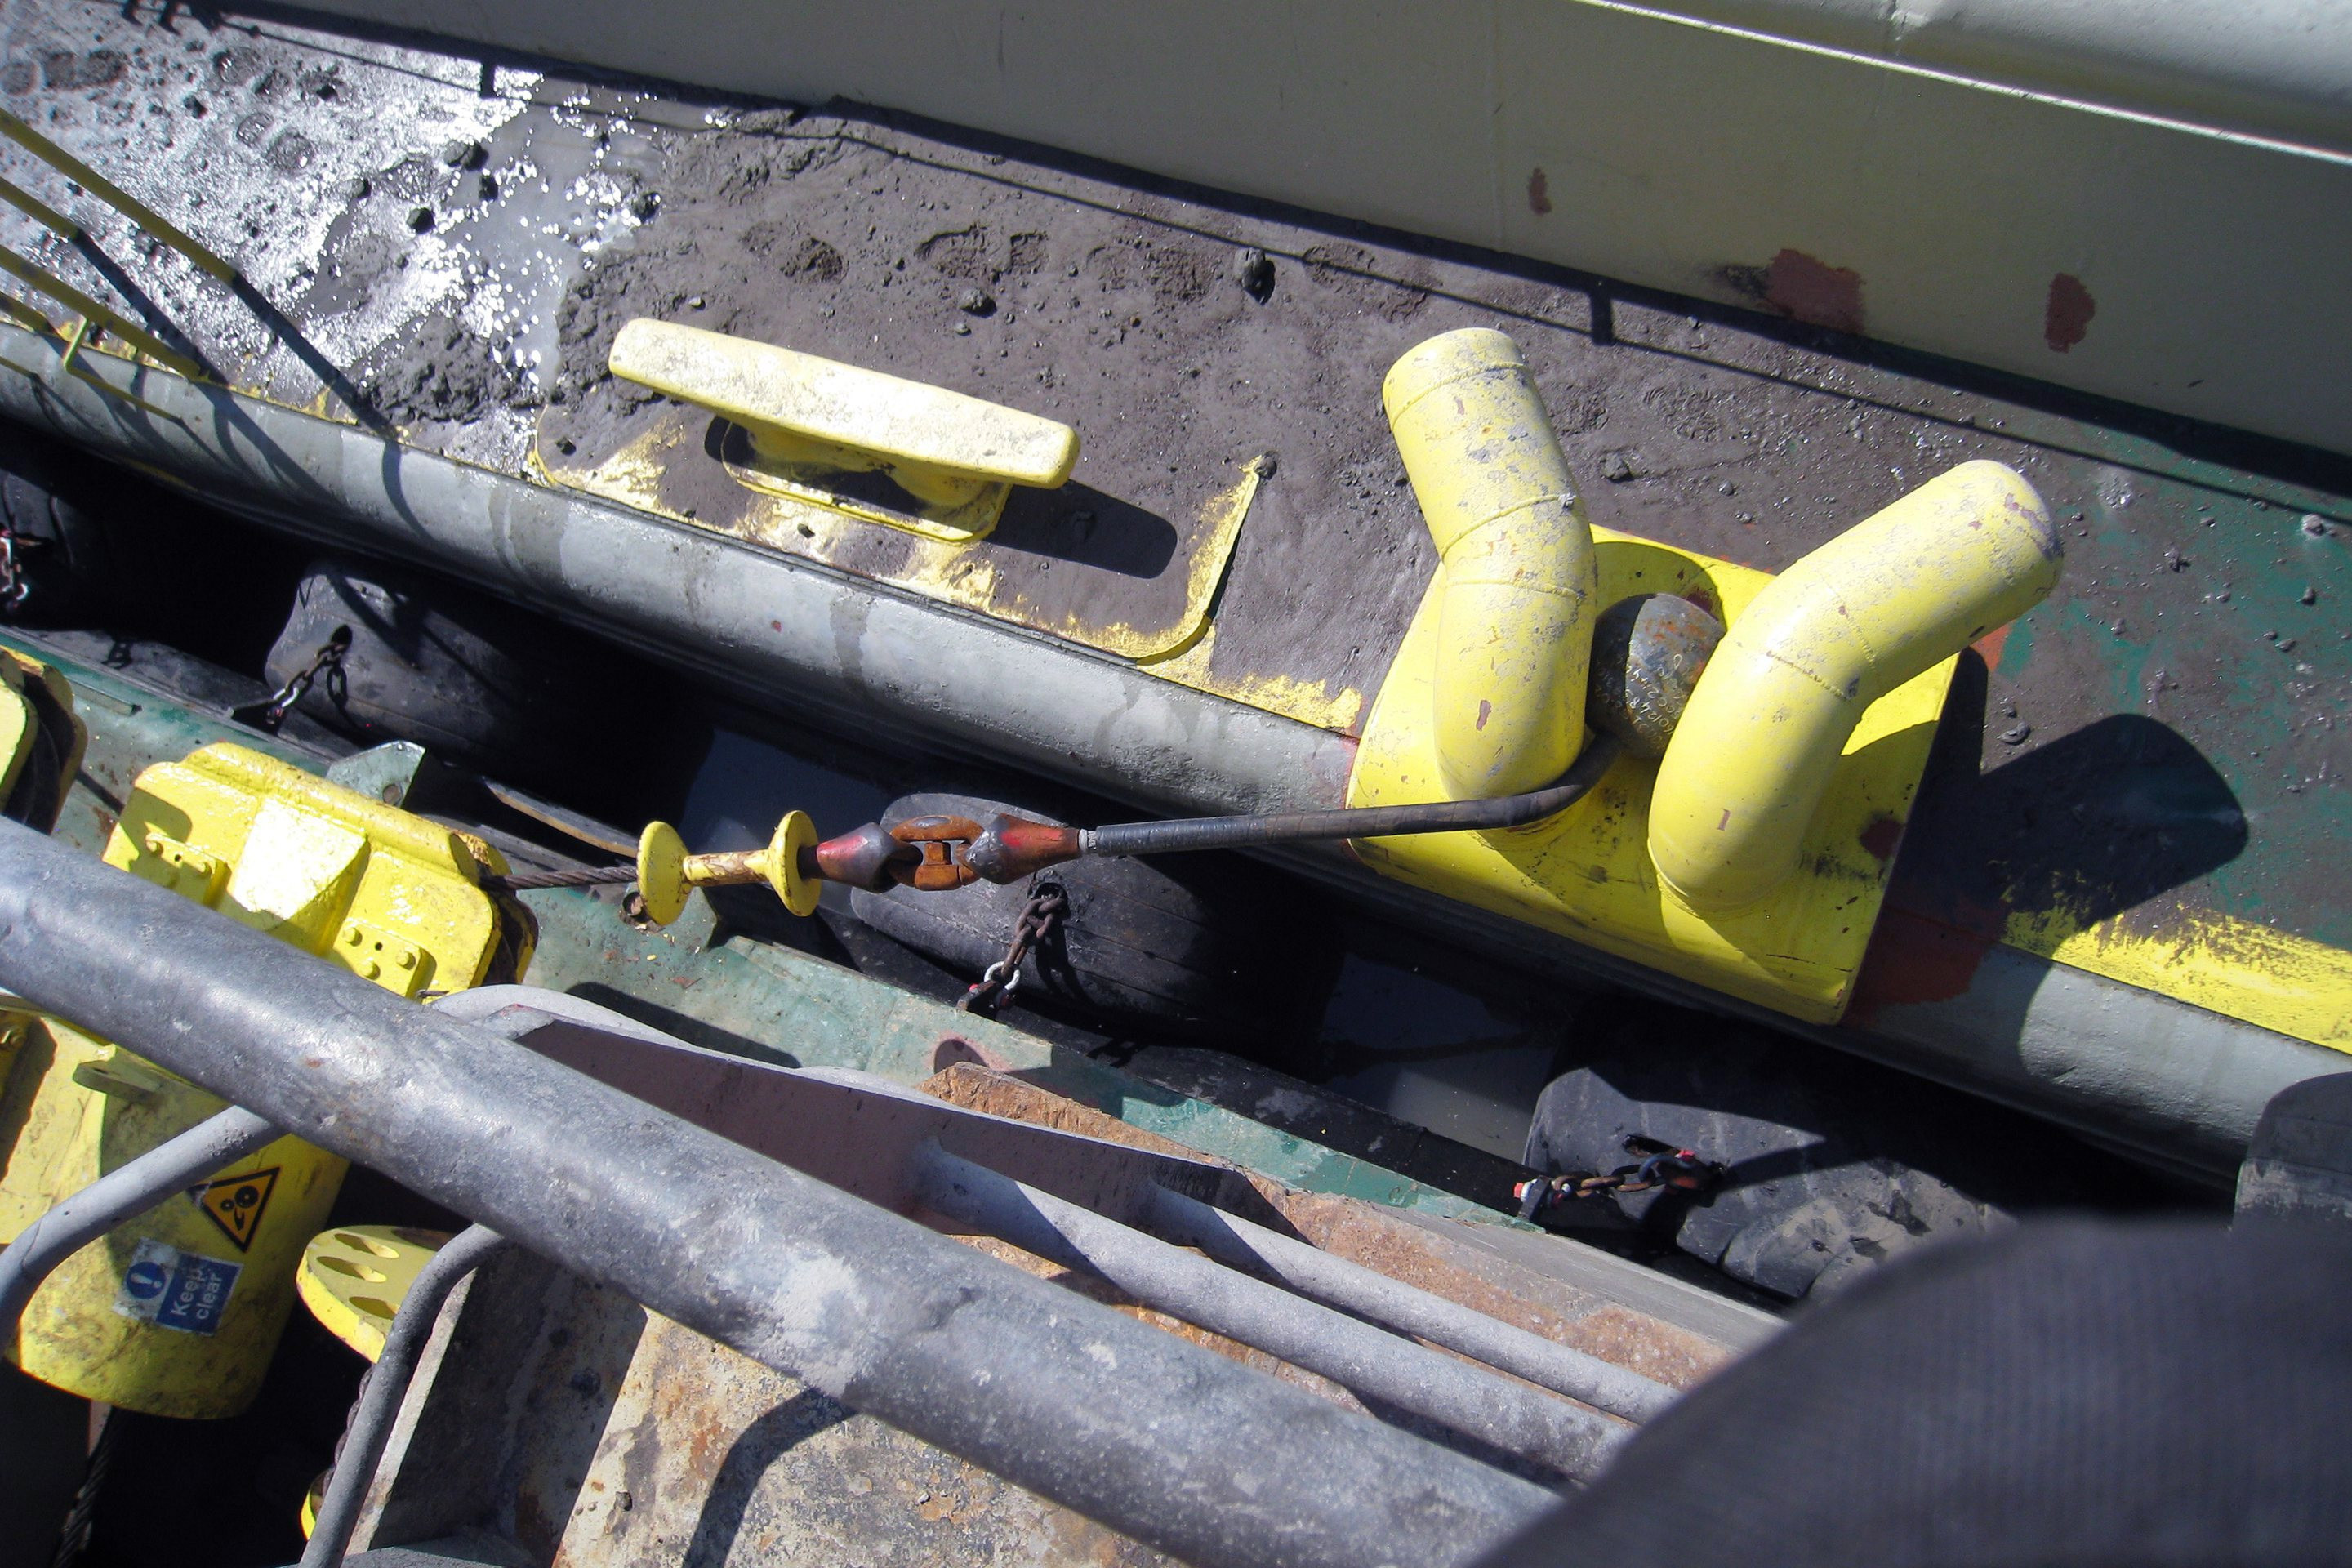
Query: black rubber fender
[[1522, 996, 2163, 1298], [851, 791, 1336, 1045], [261, 558, 657, 789]]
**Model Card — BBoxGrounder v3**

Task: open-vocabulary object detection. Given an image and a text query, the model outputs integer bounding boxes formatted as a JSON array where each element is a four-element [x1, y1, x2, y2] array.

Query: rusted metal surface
[[369, 1250, 1178, 1566], [446, 989, 1271, 1226], [1584, 593, 1725, 760], [889, 813, 987, 892]]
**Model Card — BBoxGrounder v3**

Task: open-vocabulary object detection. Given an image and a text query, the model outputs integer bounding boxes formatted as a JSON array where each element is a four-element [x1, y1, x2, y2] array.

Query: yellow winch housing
[[0, 742, 525, 1419]]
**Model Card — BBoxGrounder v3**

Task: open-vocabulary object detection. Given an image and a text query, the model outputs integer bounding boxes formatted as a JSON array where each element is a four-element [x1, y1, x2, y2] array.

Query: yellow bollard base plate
[[1348, 528, 1956, 1025], [534, 408, 1267, 664]]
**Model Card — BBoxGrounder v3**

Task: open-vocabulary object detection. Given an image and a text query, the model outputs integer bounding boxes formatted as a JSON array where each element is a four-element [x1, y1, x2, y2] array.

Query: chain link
[[0, 528, 28, 612], [958, 883, 1068, 1018], [257, 630, 350, 731]]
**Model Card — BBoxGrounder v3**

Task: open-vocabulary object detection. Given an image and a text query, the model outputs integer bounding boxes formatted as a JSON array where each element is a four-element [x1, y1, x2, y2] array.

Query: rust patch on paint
[[1720, 250, 1865, 334], [1970, 623, 2012, 671], [1476, 698, 1492, 731], [1858, 813, 1904, 864], [2043, 273, 2095, 353], [1526, 167, 1552, 216], [1847, 893, 2009, 1019]]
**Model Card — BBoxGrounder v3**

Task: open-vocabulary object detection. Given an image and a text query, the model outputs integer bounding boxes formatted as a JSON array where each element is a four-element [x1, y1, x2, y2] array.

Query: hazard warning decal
[[186, 1167, 279, 1253]]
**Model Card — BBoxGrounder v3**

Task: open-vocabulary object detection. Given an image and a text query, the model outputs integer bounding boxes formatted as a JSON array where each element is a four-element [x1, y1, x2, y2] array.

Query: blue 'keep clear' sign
[[114, 1238, 242, 1335]]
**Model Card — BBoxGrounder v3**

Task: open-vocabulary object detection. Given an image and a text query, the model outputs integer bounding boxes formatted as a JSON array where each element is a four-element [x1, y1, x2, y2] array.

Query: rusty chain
[[958, 883, 1068, 1018], [257, 629, 351, 731], [1513, 1135, 1725, 1222]]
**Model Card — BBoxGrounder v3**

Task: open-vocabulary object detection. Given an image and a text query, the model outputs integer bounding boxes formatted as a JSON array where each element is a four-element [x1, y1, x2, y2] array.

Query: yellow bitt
[[1383, 328, 1598, 799], [0, 743, 519, 1419], [1353, 435, 2055, 1021], [1650, 461, 2060, 911]]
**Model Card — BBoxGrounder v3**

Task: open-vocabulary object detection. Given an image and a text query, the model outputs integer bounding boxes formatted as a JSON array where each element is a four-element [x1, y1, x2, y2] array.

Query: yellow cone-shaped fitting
[[1383, 329, 1598, 799], [1650, 461, 2061, 911]]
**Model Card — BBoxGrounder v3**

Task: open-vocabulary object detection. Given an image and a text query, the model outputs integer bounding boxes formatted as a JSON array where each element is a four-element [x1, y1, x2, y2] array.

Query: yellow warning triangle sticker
[[187, 1167, 280, 1253]]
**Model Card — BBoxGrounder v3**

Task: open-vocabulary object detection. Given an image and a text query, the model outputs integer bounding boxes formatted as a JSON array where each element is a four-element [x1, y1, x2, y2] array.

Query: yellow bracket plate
[[1348, 528, 1955, 1024], [104, 743, 505, 990]]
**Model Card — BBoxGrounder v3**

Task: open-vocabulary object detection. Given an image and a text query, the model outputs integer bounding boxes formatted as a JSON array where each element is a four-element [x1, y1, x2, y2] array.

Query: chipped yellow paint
[[1120, 456, 1265, 663], [541, 416, 1263, 662], [1145, 626, 1367, 732], [2006, 899, 2352, 1052], [1350, 527, 1953, 1022]]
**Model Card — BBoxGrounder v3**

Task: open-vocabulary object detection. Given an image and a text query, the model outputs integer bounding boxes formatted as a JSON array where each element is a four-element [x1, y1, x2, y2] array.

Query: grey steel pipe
[[913, 1143, 1632, 1481], [0, 817, 1552, 1568], [1144, 1185, 1679, 1424], [0, 1104, 280, 1331], [302, 1224, 509, 1568]]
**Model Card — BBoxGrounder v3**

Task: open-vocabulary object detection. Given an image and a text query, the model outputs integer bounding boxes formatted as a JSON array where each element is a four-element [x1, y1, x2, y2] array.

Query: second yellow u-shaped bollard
[[1649, 460, 2062, 911]]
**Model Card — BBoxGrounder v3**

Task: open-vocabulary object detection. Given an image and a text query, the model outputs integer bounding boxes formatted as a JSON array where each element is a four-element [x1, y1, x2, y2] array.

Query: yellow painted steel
[[2004, 902, 2352, 1054], [0, 650, 84, 1080], [608, 318, 1076, 542], [0, 743, 512, 1419], [0, 648, 85, 820], [1350, 528, 1956, 1023], [295, 1223, 452, 1361], [0, 107, 238, 283], [1650, 461, 2061, 911], [1382, 328, 1598, 799], [0, 666, 38, 805], [539, 412, 1269, 665]]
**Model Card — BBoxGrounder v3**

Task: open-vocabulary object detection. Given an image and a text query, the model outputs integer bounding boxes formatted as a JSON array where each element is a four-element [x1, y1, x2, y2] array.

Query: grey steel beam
[[0, 816, 1552, 1568]]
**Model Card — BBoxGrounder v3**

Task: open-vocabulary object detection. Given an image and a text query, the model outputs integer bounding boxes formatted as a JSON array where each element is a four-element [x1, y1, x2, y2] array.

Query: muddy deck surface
[[0, 2, 2343, 972]]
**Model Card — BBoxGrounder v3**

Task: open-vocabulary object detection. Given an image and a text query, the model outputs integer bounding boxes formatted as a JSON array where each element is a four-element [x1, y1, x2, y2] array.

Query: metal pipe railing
[[301, 1224, 509, 1568], [0, 817, 1553, 1568], [915, 1144, 1632, 1481], [1144, 1184, 1679, 1423]]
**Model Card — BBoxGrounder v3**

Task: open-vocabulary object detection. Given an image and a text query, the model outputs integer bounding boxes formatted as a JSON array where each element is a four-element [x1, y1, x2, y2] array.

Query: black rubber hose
[[1084, 733, 1624, 858]]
